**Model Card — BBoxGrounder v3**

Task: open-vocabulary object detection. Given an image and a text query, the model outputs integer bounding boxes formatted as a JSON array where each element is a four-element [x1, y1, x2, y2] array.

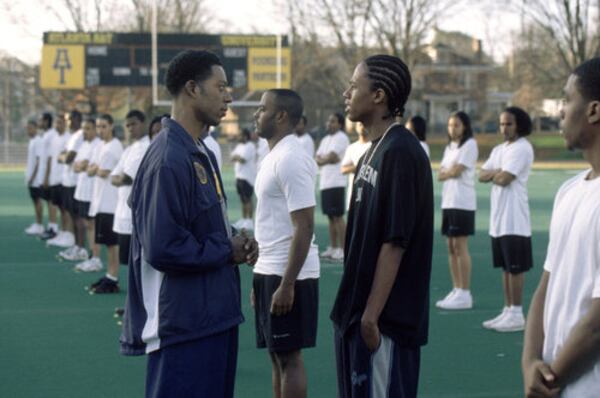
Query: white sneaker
[[435, 289, 458, 308], [482, 307, 510, 329], [330, 248, 344, 261], [47, 231, 75, 248], [437, 290, 473, 310], [493, 311, 525, 332], [59, 246, 77, 259], [320, 247, 335, 258], [63, 247, 89, 261], [25, 223, 44, 235], [82, 257, 103, 272]]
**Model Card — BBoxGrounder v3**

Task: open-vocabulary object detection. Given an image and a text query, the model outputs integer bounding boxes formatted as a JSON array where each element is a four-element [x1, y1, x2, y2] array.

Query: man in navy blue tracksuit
[[120, 50, 258, 398]]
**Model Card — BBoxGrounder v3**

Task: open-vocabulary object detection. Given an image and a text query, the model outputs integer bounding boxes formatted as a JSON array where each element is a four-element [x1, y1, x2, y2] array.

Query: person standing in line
[[24, 119, 45, 236], [479, 107, 534, 332], [295, 115, 315, 157], [436, 111, 479, 310], [522, 57, 600, 398], [405, 115, 429, 158], [230, 128, 257, 231], [331, 54, 433, 398], [253, 88, 320, 398], [70, 118, 102, 265], [120, 50, 258, 398], [86, 114, 123, 293], [315, 113, 349, 261], [37, 112, 59, 240], [340, 124, 370, 210]]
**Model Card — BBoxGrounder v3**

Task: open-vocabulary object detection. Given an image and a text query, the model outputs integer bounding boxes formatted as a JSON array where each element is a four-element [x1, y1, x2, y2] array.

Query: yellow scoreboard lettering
[[247, 48, 291, 91], [40, 45, 85, 89]]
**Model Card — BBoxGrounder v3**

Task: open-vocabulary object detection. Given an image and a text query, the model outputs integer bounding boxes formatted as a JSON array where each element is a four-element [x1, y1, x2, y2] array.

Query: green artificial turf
[[0, 167, 579, 397]]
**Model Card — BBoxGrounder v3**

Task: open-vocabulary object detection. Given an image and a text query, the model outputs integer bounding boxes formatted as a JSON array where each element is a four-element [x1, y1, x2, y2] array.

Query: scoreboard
[[39, 32, 291, 92]]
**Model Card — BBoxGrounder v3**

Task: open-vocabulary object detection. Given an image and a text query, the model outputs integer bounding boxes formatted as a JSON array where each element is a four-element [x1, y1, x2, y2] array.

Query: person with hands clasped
[[330, 55, 433, 398], [120, 50, 258, 398], [522, 57, 600, 398], [252, 89, 320, 398]]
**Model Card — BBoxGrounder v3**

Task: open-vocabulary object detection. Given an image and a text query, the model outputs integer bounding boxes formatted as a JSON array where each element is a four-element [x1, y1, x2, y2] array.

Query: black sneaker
[[39, 228, 57, 241], [91, 278, 119, 294], [88, 277, 109, 290]]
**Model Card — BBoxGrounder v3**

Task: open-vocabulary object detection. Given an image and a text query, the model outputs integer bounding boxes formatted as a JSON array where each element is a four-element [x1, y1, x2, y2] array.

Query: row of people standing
[[437, 108, 534, 334]]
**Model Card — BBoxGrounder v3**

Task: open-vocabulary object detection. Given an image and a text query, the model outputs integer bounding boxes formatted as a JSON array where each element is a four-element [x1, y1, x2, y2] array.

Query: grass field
[[0, 166, 583, 397]]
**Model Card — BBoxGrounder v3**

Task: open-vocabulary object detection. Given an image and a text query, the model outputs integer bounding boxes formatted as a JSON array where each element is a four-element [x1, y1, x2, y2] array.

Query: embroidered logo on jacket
[[193, 162, 208, 184]]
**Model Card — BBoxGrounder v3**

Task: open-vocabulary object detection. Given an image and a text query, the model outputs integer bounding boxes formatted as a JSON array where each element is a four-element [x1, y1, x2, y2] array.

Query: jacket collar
[[162, 118, 206, 157]]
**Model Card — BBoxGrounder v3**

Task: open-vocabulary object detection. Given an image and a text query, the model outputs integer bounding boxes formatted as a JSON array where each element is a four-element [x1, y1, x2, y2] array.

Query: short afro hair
[[126, 109, 146, 122], [364, 54, 412, 118], [573, 57, 600, 102], [267, 89, 304, 127], [503, 106, 532, 137], [165, 50, 223, 96]]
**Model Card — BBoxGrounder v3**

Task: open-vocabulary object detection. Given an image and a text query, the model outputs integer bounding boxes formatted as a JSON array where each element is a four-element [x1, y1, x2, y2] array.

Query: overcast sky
[[0, 0, 520, 65]]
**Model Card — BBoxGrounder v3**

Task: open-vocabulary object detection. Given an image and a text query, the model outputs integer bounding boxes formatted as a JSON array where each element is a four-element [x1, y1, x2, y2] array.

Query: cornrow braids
[[364, 55, 412, 119]]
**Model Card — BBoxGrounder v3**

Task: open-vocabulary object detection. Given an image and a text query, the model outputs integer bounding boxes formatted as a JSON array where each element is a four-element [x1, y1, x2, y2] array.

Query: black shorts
[[49, 185, 63, 207], [28, 187, 42, 200], [118, 234, 131, 265], [75, 200, 91, 219], [321, 187, 345, 217], [235, 179, 254, 203], [492, 235, 533, 274], [61, 186, 76, 214], [41, 187, 51, 201], [95, 213, 118, 246], [441, 209, 475, 237], [253, 274, 318, 352]]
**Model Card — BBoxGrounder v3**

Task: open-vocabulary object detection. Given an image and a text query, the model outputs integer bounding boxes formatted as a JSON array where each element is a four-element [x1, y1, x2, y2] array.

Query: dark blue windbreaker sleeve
[[136, 164, 233, 273]]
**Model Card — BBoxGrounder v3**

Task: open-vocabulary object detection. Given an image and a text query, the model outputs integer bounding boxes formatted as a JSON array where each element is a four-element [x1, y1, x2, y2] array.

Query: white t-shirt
[[253, 134, 320, 279], [316, 130, 350, 190], [440, 138, 478, 210], [231, 142, 257, 185], [256, 138, 269, 169], [89, 138, 123, 216], [203, 134, 222, 171], [74, 138, 102, 203], [36, 128, 57, 187], [48, 131, 71, 186], [297, 133, 315, 157], [341, 140, 371, 209], [112, 136, 150, 234], [25, 135, 44, 186], [61, 129, 84, 187], [542, 170, 600, 398], [482, 137, 534, 237], [420, 141, 430, 158]]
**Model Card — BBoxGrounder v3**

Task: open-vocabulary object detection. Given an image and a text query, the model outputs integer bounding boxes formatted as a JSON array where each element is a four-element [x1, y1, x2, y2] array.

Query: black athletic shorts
[[253, 273, 318, 352], [118, 233, 131, 266], [61, 186, 76, 214], [441, 209, 475, 237], [75, 200, 91, 219], [492, 235, 533, 274], [95, 213, 118, 246], [321, 187, 345, 217], [235, 179, 254, 203], [49, 185, 63, 207], [41, 186, 51, 201], [28, 187, 42, 200]]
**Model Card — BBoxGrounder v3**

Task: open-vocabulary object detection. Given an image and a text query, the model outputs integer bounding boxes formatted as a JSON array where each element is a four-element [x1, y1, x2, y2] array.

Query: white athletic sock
[[510, 305, 523, 314], [105, 274, 118, 282], [48, 223, 58, 232]]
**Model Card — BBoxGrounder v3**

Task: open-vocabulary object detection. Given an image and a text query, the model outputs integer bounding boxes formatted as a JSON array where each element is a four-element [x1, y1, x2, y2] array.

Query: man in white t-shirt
[[315, 113, 350, 261], [522, 57, 600, 398], [24, 120, 45, 235], [54, 110, 85, 252], [230, 128, 257, 230], [253, 88, 319, 398], [479, 106, 534, 332], [340, 124, 371, 210], [111, 110, 150, 269], [295, 115, 314, 157], [45, 113, 72, 247], [37, 113, 60, 240], [86, 114, 124, 294]]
